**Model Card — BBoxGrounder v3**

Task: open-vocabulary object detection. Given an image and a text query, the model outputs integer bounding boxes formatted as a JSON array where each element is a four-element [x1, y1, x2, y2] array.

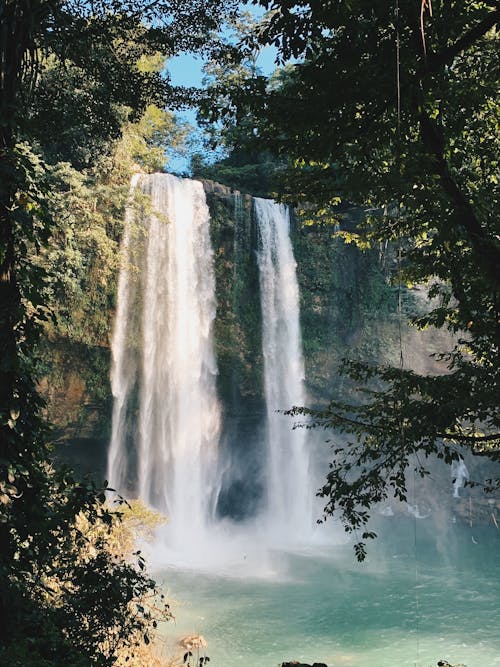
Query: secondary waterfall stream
[[254, 197, 312, 542]]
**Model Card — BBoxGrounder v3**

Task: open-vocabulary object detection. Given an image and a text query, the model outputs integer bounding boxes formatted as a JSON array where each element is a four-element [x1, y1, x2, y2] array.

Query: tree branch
[[440, 432, 500, 444], [426, 7, 500, 73], [419, 110, 500, 285]]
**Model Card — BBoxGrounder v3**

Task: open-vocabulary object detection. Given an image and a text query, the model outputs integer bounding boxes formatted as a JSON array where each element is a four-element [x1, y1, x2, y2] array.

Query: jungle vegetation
[[0, 3, 498, 664]]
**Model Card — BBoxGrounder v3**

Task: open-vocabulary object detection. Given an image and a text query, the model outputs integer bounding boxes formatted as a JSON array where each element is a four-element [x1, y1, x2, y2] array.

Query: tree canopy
[[201, 0, 500, 557]]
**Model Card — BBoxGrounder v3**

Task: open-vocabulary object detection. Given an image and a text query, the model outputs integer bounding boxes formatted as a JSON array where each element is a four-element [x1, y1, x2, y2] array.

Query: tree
[[0, 0, 236, 660], [192, 10, 287, 196], [0, 472, 171, 667], [204, 0, 500, 557], [40, 101, 189, 347]]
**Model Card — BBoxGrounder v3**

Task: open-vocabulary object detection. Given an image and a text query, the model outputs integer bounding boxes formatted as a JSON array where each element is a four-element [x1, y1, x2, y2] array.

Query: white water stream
[[255, 197, 312, 543], [107, 173, 220, 546]]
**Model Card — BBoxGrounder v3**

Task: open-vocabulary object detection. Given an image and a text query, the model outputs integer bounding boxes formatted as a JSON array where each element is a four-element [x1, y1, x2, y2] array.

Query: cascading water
[[107, 173, 142, 497], [107, 173, 220, 547], [254, 197, 312, 542], [104, 179, 500, 665]]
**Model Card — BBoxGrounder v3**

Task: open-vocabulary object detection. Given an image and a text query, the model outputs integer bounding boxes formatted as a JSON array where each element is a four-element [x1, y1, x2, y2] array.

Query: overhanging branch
[[426, 7, 500, 73], [419, 110, 500, 285], [440, 432, 500, 444]]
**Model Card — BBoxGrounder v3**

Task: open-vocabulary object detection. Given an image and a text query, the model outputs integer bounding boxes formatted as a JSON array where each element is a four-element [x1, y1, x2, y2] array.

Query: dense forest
[[0, 0, 498, 665]]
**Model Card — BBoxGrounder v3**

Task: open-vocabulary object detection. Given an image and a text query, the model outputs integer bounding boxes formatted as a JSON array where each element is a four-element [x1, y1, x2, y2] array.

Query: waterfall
[[107, 174, 142, 497], [451, 459, 470, 498], [107, 173, 220, 546], [254, 197, 312, 541]]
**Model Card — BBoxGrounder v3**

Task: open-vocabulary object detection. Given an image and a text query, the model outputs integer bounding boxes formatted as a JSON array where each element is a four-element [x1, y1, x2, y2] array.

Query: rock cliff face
[[42, 180, 437, 481], [41, 178, 500, 524], [203, 180, 412, 407]]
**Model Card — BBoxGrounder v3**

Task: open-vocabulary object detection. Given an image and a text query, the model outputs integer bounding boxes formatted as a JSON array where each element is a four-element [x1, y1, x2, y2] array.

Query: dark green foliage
[[204, 0, 500, 558], [0, 470, 167, 667], [192, 149, 283, 199], [21, 0, 238, 168]]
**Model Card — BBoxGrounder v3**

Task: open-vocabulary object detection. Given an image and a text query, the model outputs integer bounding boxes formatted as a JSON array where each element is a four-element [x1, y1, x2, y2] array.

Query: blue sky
[[165, 42, 278, 173], [167, 46, 278, 89]]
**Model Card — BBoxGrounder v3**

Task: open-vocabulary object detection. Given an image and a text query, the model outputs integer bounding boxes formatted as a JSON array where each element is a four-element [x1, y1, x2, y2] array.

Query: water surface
[[158, 518, 500, 667]]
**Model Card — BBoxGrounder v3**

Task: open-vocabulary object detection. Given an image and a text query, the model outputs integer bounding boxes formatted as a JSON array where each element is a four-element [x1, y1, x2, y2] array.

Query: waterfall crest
[[107, 174, 220, 544], [254, 197, 312, 541]]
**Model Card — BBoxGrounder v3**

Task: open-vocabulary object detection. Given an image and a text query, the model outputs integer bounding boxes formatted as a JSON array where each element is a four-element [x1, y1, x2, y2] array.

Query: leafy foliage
[[192, 11, 287, 197], [205, 0, 500, 557], [38, 101, 188, 345], [192, 148, 283, 198], [1, 478, 170, 667]]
